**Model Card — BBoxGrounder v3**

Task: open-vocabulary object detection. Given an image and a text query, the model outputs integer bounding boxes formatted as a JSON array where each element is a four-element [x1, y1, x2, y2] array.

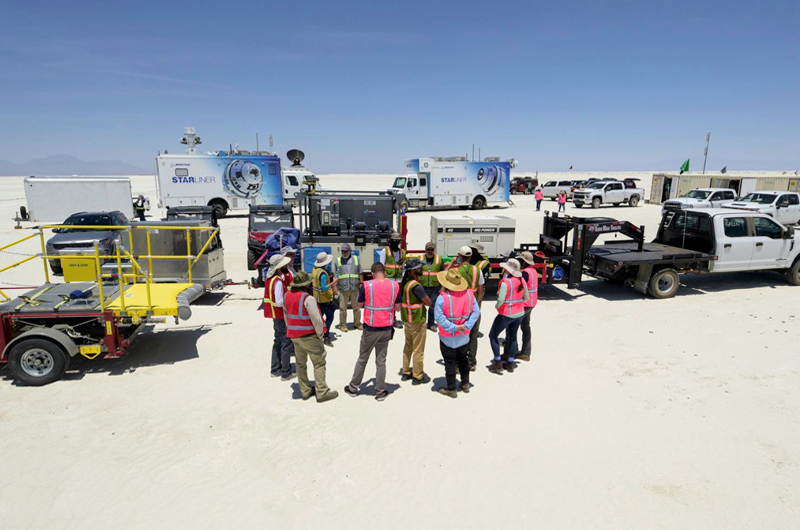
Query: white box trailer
[[430, 215, 516, 259], [391, 157, 517, 210], [23, 176, 134, 222]]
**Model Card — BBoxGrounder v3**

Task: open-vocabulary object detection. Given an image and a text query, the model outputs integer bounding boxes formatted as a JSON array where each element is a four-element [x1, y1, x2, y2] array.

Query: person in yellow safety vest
[[420, 242, 443, 332], [334, 243, 363, 333], [379, 231, 406, 329], [312, 252, 338, 347], [399, 258, 433, 385], [447, 245, 485, 371]]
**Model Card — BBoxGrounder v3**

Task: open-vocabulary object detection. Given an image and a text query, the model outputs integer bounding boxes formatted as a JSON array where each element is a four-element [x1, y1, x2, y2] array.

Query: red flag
[[569, 165, 573, 170]]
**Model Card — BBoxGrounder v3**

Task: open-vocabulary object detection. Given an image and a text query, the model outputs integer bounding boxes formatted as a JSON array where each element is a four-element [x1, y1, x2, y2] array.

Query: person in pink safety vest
[[434, 269, 481, 398], [344, 262, 400, 402], [534, 187, 544, 211], [516, 251, 539, 362], [557, 190, 567, 212], [488, 258, 529, 374]]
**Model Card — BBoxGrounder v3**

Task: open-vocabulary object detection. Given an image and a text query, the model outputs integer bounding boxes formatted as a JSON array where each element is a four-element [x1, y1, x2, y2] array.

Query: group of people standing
[[262, 237, 539, 403]]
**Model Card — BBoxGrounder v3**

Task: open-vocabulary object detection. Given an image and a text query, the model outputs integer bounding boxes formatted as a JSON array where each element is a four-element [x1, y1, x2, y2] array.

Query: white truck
[[661, 188, 738, 213], [155, 128, 317, 217], [724, 191, 800, 226], [572, 179, 644, 208], [23, 176, 135, 222], [390, 157, 517, 210]]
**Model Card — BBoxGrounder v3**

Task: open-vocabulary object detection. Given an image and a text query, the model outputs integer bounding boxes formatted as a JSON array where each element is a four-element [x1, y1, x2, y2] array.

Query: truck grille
[[662, 202, 681, 210], [52, 242, 96, 250]]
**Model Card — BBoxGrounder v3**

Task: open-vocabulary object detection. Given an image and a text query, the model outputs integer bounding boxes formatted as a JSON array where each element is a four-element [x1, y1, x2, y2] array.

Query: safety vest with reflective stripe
[[420, 254, 443, 288], [336, 255, 360, 291], [285, 291, 324, 338], [534, 190, 543, 200], [263, 275, 285, 319], [476, 259, 490, 279], [497, 277, 526, 317], [457, 262, 480, 291], [557, 194, 567, 204], [363, 279, 398, 327], [438, 289, 476, 338], [383, 247, 406, 280], [312, 267, 334, 304], [401, 280, 426, 323], [522, 266, 539, 309], [284, 269, 294, 288]]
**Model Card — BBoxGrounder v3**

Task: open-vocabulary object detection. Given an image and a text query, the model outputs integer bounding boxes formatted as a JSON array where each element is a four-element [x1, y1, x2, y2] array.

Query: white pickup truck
[[572, 179, 644, 208], [724, 191, 800, 226], [662, 188, 737, 212]]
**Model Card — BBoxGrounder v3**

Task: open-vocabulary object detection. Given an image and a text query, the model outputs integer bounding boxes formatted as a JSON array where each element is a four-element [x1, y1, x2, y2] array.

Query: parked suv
[[662, 188, 737, 212], [724, 191, 800, 226], [45, 211, 129, 274], [542, 179, 574, 199]]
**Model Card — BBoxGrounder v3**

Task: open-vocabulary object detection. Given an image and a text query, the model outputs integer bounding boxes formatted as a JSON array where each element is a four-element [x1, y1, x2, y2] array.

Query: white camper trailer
[[23, 176, 135, 222]]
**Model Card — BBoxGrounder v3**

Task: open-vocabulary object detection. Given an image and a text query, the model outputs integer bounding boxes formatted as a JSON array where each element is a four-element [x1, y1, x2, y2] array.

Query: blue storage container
[[303, 246, 333, 273]]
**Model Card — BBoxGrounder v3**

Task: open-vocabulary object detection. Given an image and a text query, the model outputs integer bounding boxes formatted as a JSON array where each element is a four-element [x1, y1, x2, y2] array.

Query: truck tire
[[50, 260, 62, 275], [786, 258, 800, 286], [647, 269, 680, 299], [629, 195, 640, 207], [208, 199, 229, 218], [247, 249, 257, 271], [472, 196, 486, 209], [591, 197, 601, 209], [575, 203, 583, 208], [8, 338, 70, 386]]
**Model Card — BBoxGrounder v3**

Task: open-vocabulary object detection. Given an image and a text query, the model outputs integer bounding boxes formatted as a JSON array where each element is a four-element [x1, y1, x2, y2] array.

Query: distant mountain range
[[0, 155, 151, 176]]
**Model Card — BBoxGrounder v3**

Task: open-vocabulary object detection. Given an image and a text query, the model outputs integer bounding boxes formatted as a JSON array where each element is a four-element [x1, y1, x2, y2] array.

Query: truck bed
[[585, 241, 713, 265]]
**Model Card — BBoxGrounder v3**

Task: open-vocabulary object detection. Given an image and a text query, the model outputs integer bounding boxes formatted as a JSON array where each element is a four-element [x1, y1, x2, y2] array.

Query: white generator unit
[[430, 215, 516, 259], [23, 176, 135, 222]]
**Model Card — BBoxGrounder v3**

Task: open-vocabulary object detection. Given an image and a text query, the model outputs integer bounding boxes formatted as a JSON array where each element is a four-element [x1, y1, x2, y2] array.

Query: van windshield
[[393, 177, 407, 188], [740, 193, 776, 204], [684, 190, 711, 199]]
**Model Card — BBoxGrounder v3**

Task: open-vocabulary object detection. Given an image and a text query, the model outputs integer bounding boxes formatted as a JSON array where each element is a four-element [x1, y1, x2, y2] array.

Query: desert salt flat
[[0, 173, 798, 529]]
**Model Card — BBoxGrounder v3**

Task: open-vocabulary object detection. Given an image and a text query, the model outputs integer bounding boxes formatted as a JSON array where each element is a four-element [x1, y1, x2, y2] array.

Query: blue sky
[[0, 0, 798, 173]]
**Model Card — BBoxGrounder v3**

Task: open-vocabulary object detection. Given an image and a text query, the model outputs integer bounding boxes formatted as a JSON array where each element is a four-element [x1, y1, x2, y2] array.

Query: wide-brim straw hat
[[267, 255, 292, 278], [518, 251, 536, 266], [500, 258, 522, 277], [314, 252, 333, 268], [437, 268, 468, 292]]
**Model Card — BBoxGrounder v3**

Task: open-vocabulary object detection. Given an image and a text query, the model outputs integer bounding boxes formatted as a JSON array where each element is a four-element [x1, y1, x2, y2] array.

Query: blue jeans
[[558, 202, 566, 212], [489, 314, 522, 362], [424, 286, 439, 327], [320, 302, 336, 338], [536, 199, 542, 211], [270, 318, 294, 377]]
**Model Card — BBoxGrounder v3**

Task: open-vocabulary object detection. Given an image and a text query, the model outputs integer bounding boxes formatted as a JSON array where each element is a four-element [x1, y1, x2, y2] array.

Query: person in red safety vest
[[344, 262, 400, 402], [263, 254, 295, 380], [284, 271, 338, 403], [516, 251, 539, 362], [487, 258, 529, 374]]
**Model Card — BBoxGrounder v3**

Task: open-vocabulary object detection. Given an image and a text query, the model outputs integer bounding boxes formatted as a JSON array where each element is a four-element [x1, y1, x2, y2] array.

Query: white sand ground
[[0, 173, 798, 530]]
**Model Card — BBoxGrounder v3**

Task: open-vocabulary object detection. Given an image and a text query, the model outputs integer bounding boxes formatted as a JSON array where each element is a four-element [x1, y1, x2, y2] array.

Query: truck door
[[775, 194, 800, 225], [709, 191, 733, 207], [418, 174, 430, 199], [284, 174, 299, 201], [406, 177, 418, 199], [606, 182, 624, 203], [750, 216, 790, 269], [713, 216, 754, 272]]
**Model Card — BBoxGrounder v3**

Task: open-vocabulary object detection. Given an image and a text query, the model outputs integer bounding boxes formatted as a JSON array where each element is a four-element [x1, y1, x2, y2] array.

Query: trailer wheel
[[786, 258, 800, 286], [472, 196, 486, 209], [647, 269, 680, 299], [591, 197, 601, 209], [208, 200, 229, 218], [8, 338, 70, 386], [629, 195, 640, 207], [19, 206, 29, 220], [247, 249, 257, 271]]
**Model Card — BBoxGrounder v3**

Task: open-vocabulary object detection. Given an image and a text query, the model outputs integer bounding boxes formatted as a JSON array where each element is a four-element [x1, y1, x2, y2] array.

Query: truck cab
[[390, 174, 429, 206], [724, 191, 800, 226], [662, 188, 737, 213]]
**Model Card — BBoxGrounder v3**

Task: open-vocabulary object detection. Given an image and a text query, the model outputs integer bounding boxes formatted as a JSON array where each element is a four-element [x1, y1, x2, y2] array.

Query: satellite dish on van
[[286, 149, 305, 166]]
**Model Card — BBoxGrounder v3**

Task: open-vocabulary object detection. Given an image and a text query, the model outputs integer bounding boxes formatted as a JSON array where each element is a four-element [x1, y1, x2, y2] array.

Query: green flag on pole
[[679, 159, 690, 174]]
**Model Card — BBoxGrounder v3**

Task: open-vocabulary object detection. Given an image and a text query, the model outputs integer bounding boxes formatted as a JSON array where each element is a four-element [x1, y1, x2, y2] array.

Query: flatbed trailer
[[522, 213, 716, 298]]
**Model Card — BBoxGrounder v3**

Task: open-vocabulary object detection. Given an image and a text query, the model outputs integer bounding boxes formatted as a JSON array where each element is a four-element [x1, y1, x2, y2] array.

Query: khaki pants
[[347, 329, 392, 397], [338, 289, 361, 327], [402, 321, 427, 379], [291, 334, 331, 400]]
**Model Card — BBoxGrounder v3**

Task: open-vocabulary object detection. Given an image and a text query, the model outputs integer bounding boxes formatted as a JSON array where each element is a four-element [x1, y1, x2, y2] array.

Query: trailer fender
[[633, 264, 653, 294], [3, 328, 79, 360]]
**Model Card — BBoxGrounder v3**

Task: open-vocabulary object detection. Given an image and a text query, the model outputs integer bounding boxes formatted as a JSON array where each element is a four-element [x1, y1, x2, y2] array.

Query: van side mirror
[[783, 227, 795, 239]]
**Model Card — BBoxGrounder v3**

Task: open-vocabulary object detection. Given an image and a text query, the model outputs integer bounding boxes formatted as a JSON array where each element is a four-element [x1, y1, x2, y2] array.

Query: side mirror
[[783, 227, 795, 239]]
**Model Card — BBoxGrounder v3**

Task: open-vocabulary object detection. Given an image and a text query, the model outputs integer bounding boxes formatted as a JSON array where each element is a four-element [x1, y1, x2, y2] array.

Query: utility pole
[[702, 132, 711, 174]]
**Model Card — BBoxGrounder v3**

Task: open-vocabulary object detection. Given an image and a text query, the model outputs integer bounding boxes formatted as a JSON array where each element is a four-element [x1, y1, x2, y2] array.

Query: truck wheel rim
[[657, 275, 675, 293], [20, 349, 54, 377]]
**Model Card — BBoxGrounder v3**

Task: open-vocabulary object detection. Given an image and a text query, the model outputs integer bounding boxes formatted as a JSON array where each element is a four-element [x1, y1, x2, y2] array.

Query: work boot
[[270, 372, 281, 378], [354, 323, 363, 331], [317, 390, 339, 403], [281, 372, 296, 382], [400, 372, 413, 382], [301, 388, 315, 401], [461, 382, 470, 393], [344, 386, 358, 398], [375, 390, 390, 402], [338, 324, 349, 333], [503, 361, 515, 373], [438, 388, 457, 399], [470, 364, 477, 372], [412, 373, 431, 385], [488, 360, 505, 374], [516, 354, 531, 362], [323, 337, 334, 347]]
